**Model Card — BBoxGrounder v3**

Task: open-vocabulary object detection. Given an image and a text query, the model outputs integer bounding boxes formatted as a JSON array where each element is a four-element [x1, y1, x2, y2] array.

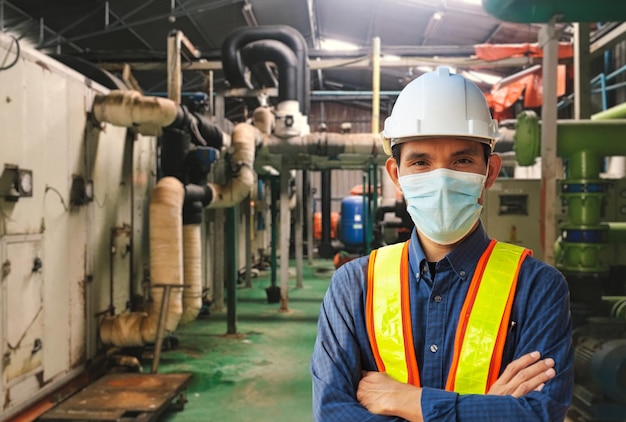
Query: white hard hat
[[381, 66, 499, 155]]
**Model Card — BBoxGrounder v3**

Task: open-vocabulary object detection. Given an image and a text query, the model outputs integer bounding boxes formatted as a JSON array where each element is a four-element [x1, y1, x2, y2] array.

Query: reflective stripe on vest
[[366, 239, 530, 394], [366, 241, 420, 386]]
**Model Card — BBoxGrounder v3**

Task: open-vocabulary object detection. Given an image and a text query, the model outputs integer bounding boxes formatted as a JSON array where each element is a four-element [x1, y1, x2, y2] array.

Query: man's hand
[[488, 351, 556, 398], [357, 371, 423, 422]]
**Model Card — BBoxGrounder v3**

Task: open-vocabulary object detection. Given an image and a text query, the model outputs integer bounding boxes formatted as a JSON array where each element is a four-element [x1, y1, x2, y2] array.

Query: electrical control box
[[483, 179, 545, 255]]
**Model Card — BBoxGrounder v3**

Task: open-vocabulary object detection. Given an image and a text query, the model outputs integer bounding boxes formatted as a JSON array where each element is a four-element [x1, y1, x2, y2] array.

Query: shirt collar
[[408, 220, 492, 281]]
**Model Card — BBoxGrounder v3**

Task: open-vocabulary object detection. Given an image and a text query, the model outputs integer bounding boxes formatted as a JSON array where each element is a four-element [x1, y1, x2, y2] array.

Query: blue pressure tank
[[340, 196, 368, 250]]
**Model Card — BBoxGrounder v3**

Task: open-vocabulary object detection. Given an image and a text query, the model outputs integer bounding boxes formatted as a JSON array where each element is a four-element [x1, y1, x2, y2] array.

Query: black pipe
[[317, 169, 334, 258], [192, 112, 225, 148], [182, 201, 204, 225], [250, 62, 278, 89], [166, 105, 225, 149], [185, 184, 213, 207], [221, 25, 310, 115], [240, 40, 299, 105], [160, 128, 191, 182], [375, 205, 396, 222], [226, 206, 238, 335]]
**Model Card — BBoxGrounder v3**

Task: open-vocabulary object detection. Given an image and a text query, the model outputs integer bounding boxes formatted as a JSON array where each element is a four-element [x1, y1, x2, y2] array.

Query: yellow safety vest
[[366, 239, 530, 394]]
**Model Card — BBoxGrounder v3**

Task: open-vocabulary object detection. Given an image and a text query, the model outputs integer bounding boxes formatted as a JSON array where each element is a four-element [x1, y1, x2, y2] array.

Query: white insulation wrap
[[180, 224, 203, 324], [100, 177, 185, 347], [208, 122, 262, 208], [92, 90, 179, 136]]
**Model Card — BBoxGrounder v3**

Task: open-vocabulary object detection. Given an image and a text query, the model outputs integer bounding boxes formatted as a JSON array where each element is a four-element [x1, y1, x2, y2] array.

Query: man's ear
[[485, 153, 502, 188], [385, 156, 403, 193]]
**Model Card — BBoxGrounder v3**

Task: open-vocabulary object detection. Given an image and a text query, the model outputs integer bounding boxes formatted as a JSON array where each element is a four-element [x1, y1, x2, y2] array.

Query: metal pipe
[[240, 40, 299, 105], [270, 177, 279, 289], [607, 223, 626, 244], [371, 36, 381, 134], [151, 284, 172, 373], [167, 30, 182, 105], [225, 206, 238, 335], [515, 113, 626, 164], [321, 169, 332, 250], [591, 102, 626, 121], [279, 160, 291, 311]]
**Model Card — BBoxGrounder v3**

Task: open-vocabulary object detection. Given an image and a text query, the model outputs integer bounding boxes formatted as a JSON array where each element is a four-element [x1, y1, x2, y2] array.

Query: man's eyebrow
[[451, 147, 482, 157], [403, 151, 431, 161]]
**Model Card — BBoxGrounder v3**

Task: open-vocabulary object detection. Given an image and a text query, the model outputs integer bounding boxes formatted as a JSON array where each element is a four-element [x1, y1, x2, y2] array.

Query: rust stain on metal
[[34, 60, 51, 72], [39, 373, 192, 420]]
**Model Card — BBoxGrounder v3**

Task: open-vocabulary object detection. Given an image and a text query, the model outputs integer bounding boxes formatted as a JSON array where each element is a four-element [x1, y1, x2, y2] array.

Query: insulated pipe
[[253, 106, 275, 134], [92, 91, 226, 149], [262, 132, 381, 156], [240, 40, 299, 105], [92, 90, 180, 136], [221, 25, 309, 115], [207, 123, 261, 208], [180, 224, 202, 324], [100, 177, 184, 346]]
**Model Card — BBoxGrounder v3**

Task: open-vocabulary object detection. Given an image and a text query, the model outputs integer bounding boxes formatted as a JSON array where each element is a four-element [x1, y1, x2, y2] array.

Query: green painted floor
[[158, 260, 334, 422]]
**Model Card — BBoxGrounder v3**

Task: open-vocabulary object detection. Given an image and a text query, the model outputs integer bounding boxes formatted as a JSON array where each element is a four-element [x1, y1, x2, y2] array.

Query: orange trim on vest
[[487, 247, 531, 388], [399, 241, 420, 386], [366, 248, 385, 373], [445, 239, 497, 391]]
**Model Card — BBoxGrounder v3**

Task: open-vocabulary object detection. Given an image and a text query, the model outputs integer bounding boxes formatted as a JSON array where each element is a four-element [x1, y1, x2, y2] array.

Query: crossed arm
[[357, 352, 557, 421], [311, 259, 574, 422]]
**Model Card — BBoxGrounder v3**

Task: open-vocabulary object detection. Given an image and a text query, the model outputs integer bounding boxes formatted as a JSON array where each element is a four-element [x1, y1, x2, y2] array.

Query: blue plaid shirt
[[311, 223, 573, 421]]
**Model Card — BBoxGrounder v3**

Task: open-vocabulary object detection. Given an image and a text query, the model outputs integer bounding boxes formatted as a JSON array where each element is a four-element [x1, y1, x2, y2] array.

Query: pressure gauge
[[17, 170, 33, 197]]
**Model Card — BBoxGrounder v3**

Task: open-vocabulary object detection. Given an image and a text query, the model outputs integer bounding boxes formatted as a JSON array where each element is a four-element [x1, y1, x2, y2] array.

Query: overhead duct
[[483, 0, 626, 23], [221, 25, 310, 115]]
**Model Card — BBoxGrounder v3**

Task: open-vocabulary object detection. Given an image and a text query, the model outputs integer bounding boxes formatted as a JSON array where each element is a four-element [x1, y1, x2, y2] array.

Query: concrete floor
[[157, 260, 333, 422]]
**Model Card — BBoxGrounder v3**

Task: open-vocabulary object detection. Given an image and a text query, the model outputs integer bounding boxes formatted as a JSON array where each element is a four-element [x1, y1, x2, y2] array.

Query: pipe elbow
[[207, 123, 259, 208]]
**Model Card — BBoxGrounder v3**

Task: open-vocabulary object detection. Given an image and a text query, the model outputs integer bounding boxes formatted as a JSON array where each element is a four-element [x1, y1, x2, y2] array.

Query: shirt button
[[434, 295, 442, 303], [459, 270, 466, 277], [430, 344, 438, 353]]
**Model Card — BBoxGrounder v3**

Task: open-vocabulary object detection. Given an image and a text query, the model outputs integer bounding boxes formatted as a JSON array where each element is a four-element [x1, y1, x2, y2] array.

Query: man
[[311, 67, 573, 421]]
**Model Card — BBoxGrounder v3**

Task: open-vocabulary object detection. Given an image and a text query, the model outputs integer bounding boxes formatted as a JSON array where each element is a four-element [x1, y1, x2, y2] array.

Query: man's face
[[385, 137, 502, 204]]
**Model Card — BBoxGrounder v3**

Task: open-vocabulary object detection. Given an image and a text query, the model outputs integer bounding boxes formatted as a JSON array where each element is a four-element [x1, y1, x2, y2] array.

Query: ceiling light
[[458, 0, 483, 5], [320, 38, 360, 51], [463, 70, 502, 85]]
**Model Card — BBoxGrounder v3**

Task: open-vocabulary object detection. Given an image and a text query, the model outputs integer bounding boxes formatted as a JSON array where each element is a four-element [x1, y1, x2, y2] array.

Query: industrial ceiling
[[0, 0, 614, 117]]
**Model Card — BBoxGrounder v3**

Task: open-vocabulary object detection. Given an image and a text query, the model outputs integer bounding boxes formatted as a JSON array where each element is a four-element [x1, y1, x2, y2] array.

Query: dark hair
[[391, 141, 491, 166]]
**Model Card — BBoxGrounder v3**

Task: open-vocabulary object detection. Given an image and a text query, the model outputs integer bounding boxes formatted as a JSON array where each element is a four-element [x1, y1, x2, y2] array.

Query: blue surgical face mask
[[398, 168, 486, 245]]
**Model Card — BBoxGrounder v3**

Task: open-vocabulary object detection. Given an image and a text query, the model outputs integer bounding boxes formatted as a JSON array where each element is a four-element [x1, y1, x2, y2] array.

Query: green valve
[[514, 111, 541, 166], [556, 242, 608, 273]]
